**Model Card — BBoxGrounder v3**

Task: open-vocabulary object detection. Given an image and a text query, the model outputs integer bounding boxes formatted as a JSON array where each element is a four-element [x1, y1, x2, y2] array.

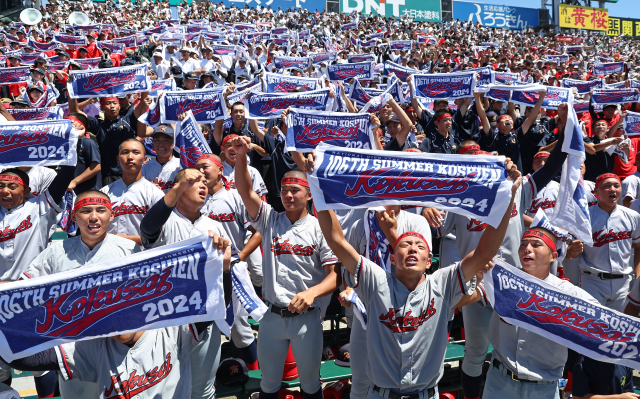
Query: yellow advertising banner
[[559, 4, 609, 31], [607, 16, 640, 37]]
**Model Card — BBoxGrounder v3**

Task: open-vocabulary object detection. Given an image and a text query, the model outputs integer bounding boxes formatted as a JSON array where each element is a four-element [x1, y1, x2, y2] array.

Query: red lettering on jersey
[[271, 237, 316, 256], [467, 204, 517, 232], [111, 203, 150, 217], [378, 298, 437, 333], [466, 218, 488, 232], [207, 212, 236, 223], [156, 180, 175, 191], [527, 198, 556, 214], [0, 215, 33, 242], [592, 229, 632, 247], [104, 352, 174, 399]]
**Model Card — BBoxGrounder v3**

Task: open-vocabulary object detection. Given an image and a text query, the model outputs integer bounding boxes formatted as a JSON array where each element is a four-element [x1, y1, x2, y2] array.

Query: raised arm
[[133, 92, 150, 118], [389, 98, 412, 148], [317, 209, 361, 275], [521, 91, 546, 135], [474, 92, 492, 135], [248, 118, 267, 142], [460, 161, 521, 282], [230, 136, 262, 220]]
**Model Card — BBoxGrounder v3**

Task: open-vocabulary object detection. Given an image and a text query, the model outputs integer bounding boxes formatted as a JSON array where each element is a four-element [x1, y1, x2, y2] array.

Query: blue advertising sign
[[452, 1, 539, 30]]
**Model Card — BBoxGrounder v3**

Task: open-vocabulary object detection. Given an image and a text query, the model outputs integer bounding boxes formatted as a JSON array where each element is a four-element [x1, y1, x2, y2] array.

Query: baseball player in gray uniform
[[421, 102, 570, 399], [5, 233, 232, 399], [315, 159, 520, 399], [141, 167, 233, 399], [196, 153, 262, 370], [231, 136, 340, 399], [567, 173, 640, 312], [218, 134, 267, 291], [0, 166, 105, 396], [100, 138, 164, 247], [483, 227, 599, 399], [339, 206, 433, 399], [20, 190, 140, 399], [220, 134, 268, 198], [141, 125, 182, 193]]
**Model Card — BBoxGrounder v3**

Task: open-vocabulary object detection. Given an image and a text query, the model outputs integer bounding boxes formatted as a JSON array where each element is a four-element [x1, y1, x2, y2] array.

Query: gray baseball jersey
[[143, 208, 229, 250], [348, 256, 475, 392], [439, 175, 537, 269], [622, 172, 640, 204], [222, 160, 268, 197], [28, 166, 56, 197], [250, 201, 338, 309], [200, 188, 250, 255], [525, 181, 559, 217], [21, 234, 141, 280], [0, 190, 61, 281], [55, 324, 204, 399], [347, 209, 433, 257], [579, 205, 640, 274], [142, 157, 182, 193], [100, 178, 164, 237], [489, 274, 598, 381]]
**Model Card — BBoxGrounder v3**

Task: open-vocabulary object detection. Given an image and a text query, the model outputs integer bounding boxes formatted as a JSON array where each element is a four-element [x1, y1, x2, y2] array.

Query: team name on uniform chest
[[104, 352, 174, 398], [271, 236, 316, 256], [111, 203, 149, 217], [379, 298, 437, 333], [0, 215, 33, 242], [592, 229, 633, 247]]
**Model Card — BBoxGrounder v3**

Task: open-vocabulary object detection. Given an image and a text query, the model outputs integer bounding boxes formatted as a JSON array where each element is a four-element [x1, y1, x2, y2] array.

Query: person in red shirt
[[5, 54, 27, 99], [608, 112, 639, 179], [85, 34, 101, 58]]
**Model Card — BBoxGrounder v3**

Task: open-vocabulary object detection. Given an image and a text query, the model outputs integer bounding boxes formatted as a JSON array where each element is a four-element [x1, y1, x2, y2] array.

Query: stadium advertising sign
[[340, 0, 441, 22], [607, 16, 640, 38], [559, 4, 609, 31], [452, 1, 539, 30]]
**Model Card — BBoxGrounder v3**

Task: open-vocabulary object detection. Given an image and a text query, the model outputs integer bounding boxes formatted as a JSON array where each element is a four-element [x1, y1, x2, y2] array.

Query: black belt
[[373, 385, 435, 399], [492, 359, 541, 383], [270, 304, 316, 318], [583, 271, 626, 280]]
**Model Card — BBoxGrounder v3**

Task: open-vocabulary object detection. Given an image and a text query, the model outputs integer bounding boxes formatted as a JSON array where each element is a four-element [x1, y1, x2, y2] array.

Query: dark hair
[[68, 112, 88, 128], [118, 138, 146, 154], [231, 102, 245, 110]]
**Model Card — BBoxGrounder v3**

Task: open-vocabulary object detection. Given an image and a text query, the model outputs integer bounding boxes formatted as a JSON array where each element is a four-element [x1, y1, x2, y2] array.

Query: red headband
[[0, 174, 25, 187], [434, 112, 452, 123], [195, 154, 231, 190], [100, 96, 118, 105], [404, 148, 422, 153], [472, 150, 492, 156], [522, 230, 557, 253], [497, 114, 511, 123], [459, 144, 480, 154], [533, 151, 550, 162], [67, 115, 85, 129], [281, 176, 309, 188], [393, 231, 430, 253], [73, 196, 112, 212], [595, 173, 621, 187], [222, 134, 239, 147], [197, 154, 222, 168]]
